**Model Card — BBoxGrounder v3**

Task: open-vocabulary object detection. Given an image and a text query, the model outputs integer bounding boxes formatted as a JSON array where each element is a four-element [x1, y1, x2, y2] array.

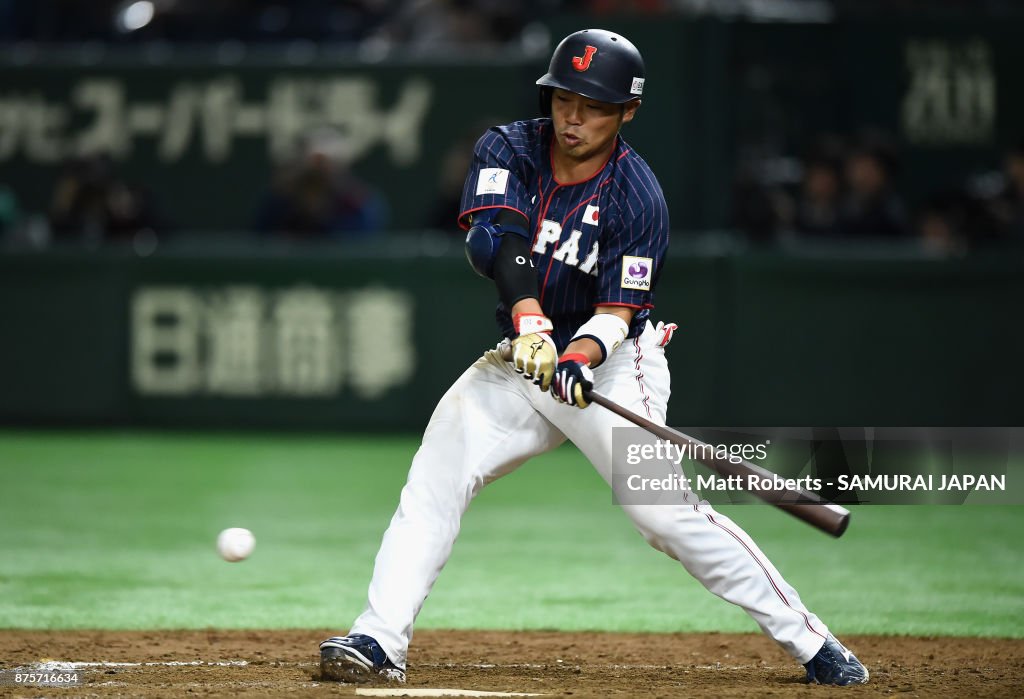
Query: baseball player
[[320, 29, 869, 687]]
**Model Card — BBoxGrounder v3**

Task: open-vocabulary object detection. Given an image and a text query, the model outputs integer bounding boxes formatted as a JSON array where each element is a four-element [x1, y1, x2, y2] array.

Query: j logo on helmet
[[572, 46, 597, 72]]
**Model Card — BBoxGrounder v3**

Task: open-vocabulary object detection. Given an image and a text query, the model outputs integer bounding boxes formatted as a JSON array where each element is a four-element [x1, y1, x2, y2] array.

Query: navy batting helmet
[[536, 29, 645, 116]]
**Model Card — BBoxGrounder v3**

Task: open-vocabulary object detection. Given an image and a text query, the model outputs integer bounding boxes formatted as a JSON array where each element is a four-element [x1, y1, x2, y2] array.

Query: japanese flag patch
[[583, 204, 600, 226], [476, 168, 509, 196], [621, 255, 653, 290]]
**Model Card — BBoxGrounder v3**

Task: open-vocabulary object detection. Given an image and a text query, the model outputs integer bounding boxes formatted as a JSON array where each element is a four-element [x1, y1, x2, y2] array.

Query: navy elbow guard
[[464, 210, 529, 279], [465, 221, 503, 279]]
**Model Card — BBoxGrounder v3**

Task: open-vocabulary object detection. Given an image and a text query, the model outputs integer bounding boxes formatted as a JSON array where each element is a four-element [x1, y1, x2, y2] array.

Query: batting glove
[[511, 313, 557, 392], [551, 353, 594, 408]]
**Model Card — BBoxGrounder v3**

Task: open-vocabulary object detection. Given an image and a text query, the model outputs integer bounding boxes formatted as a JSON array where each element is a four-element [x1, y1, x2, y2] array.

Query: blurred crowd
[[3, 1, 1021, 45], [0, 1, 1021, 256], [0, 128, 390, 250], [0, 0, 550, 47], [733, 133, 1024, 255], [3, 128, 1019, 256], [255, 129, 389, 240]]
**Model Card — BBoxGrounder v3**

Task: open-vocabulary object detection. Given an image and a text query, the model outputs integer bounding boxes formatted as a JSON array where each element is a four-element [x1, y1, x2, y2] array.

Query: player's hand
[[551, 353, 594, 408], [511, 333, 557, 392]]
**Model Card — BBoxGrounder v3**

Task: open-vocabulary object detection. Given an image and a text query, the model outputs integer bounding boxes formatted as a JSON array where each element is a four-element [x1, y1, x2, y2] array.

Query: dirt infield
[[1, 630, 1021, 698]]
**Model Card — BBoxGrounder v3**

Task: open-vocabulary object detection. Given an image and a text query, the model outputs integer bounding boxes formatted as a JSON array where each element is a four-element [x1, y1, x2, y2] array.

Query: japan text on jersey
[[458, 118, 670, 350]]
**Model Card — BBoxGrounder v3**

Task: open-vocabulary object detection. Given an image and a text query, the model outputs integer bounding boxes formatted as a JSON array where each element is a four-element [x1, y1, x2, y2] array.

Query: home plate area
[[1, 629, 1021, 697]]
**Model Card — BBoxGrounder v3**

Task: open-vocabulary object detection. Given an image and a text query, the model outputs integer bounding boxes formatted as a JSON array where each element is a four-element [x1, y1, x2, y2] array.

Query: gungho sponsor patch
[[621, 256, 653, 290], [476, 168, 509, 196]]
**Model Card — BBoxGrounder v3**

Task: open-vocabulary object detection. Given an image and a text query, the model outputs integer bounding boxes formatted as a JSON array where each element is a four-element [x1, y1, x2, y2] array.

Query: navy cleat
[[804, 635, 869, 686], [319, 634, 406, 683]]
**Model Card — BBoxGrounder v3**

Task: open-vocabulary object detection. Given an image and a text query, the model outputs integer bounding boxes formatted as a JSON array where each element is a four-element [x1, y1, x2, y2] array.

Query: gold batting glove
[[511, 313, 557, 392]]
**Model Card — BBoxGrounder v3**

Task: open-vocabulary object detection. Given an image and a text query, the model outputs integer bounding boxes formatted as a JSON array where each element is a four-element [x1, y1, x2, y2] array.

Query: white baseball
[[217, 527, 255, 562]]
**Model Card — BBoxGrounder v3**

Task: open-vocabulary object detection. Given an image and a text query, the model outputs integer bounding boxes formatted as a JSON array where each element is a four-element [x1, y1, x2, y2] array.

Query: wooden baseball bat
[[586, 390, 850, 537], [499, 344, 850, 537]]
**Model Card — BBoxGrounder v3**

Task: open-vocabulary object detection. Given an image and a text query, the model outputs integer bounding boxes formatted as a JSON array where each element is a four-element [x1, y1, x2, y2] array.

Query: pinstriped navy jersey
[[458, 118, 670, 350]]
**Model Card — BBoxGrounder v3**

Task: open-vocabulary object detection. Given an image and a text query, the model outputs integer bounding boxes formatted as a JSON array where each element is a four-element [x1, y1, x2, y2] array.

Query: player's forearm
[[561, 337, 604, 366], [565, 306, 634, 367], [510, 298, 544, 317]]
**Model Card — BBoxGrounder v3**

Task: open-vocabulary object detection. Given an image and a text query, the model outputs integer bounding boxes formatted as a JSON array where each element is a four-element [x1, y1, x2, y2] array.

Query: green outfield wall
[[2, 247, 1021, 429]]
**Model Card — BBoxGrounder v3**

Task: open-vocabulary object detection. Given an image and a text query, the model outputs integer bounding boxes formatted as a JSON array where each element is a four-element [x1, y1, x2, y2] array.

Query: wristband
[[559, 352, 591, 366], [514, 313, 553, 336], [570, 314, 629, 365]]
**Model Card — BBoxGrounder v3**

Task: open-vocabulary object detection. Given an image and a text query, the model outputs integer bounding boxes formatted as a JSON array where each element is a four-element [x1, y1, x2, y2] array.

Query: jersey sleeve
[[596, 178, 670, 309], [457, 127, 532, 231]]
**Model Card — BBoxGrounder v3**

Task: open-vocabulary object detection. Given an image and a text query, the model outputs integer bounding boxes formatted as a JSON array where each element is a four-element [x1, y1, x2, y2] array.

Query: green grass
[[0, 431, 1022, 636]]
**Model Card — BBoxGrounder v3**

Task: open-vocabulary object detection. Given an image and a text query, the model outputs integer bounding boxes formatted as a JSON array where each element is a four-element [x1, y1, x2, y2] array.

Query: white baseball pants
[[350, 322, 830, 667]]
